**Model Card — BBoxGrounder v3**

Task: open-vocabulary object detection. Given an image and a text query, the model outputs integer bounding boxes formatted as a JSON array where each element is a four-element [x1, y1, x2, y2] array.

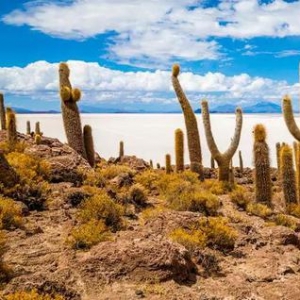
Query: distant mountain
[[195, 101, 282, 114], [12, 107, 60, 114]]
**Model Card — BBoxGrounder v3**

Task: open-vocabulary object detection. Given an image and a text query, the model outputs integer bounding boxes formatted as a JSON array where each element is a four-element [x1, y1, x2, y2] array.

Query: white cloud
[[0, 60, 298, 108], [3, 0, 300, 65]]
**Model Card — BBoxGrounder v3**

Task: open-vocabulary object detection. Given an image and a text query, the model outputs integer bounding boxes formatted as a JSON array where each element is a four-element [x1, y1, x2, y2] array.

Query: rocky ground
[[1, 132, 300, 300]]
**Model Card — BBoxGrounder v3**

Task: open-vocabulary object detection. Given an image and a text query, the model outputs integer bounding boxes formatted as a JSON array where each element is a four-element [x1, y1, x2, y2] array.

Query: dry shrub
[[0, 197, 23, 230], [128, 183, 148, 206], [230, 186, 251, 209], [274, 214, 298, 230], [4, 289, 64, 300], [246, 203, 272, 218]]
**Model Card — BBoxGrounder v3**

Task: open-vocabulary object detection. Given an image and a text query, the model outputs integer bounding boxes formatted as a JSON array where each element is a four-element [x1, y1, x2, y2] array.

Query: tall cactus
[[83, 125, 95, 168], [293, 141, 300, 202], [26, 121, 31, 135], [201, 100, 243, 181], [165, 154, 172, 174], [281, 145, 297, 205], [239, 150, 244, 173], [253, 124, 272, 205], [0, 93, 6, 130], [171, 65, 203, 180], [175, 128, 184, 173], [282, 95, 300, 140], [6, 108, 17, 146], [59, 62, 86, 158]]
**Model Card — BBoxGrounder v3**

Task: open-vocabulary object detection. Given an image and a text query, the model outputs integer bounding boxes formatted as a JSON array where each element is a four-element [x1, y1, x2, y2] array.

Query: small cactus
[[253, 124, 272, 205], [171, 64, 204, 179], [157, 163, 161, 169], [0, 93, 6, 130], [175, 128, 184, 172], [239, 150, 243, 173], [165, 154, 172, 174], [281, 145, 297, 205], [201, 100, 243, 182], [119, 141, 124, 158], [26, 121, 31, 135], [35, 121, 41, 136], [59, 62, 86, 158], [149, 160, 153, 169], [35, 134, 42, 145], [83, 125, 95, 168], [6, 108, 17, 146]]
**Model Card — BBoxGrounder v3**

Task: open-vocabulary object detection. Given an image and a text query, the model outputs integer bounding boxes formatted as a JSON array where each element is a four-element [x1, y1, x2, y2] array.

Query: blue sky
[[0, 0, 300, 111]]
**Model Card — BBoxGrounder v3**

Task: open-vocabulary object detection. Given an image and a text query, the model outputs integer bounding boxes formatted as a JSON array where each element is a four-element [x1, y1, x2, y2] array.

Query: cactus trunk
[[119, 141, 124, 158], [83, 125, 95, 168], [165, 154, 171, 174], [239, 150, 243, 173], [171, 65, 203, 180], [6, 108, 17, 147], [26, 121, 31, 135], [175, 128, 184, 173], [0, 93, 6, 130]]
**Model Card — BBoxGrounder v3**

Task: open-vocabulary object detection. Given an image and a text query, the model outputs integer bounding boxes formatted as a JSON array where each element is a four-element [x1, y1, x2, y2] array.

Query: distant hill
[[12, 107, 60, 114], [195, 101, 282, 114]]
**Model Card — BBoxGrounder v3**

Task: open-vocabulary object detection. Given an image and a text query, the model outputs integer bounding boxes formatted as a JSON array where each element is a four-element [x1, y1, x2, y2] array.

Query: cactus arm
[[201, 100, 221, 161], [282, 95, 300, 141], [224, 107, 243, 160]]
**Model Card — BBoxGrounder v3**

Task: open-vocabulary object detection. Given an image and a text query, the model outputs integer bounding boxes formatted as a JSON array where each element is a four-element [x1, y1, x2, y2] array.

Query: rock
[[110, 172, 133, 187], [119, 156, 149, 171]]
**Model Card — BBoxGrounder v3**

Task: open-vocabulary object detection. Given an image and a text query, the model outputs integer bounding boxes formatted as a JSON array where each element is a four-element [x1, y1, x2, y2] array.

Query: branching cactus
[[26, 121, 31, 135], [171, 65, 204, 179], [239, 150, 243, 173], [59, 62, 86, 158], [83, 125, 95, 168], [165, 154, 171, 174], [175, 128, 184, 173], [282, 95, 300, 141], [119, 141, 124, 158], [281, 145, 297, 205], [253, 124, 272, 205], [6, 108, 17, 146], [0, 93, 6, 130], [201, 100, 243, 181]]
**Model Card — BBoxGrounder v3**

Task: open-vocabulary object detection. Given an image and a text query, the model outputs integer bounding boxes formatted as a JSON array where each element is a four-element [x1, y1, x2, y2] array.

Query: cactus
[[239, 150, 243, 173], [201, 100, 243, 181], [281, 145, 297, 205], [157, 163, 161, 169], [35, 134, 42, 145], [149, 160, 153, 169], [83, 125, 95, 168], [276, 142, 281, 172], [26, 121, 31, 135], [59, 62, 86, 158], [0, 93, 6, 130], [171, 64, 203, 179], [293, 141, 300, 202], [35, 121, 41, 136], [119, 141, 124, 158], [253, 124, 272, 205], [165, 154, 172, 174], [282, 95, 300, 141], [6, 108, 17, 146], [175, 128, 184, 173], [0, 152, 19, 188], [229, 159, 234, 184], [210, 156, 215, 169]]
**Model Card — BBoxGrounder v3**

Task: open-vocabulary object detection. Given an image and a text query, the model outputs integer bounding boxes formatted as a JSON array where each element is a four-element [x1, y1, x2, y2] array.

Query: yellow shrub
[[207, 181, 236, 195], [82, 169, 105, 188], [246, 203, 272, 218], [69, 219, 111, 250], [0, 141, 26, 154], [0, 197, 23, 230], [287, 203, 300, 218], [197, 217, 237, 250], [79, 192, 124, 231], [274, 214, 298, 230], [99, 165, 134, 180], [128, 183, 148, 206], [230, 186, 251, 209], [4, 289, 64, 300], [169, 227, 206, 251], [6, 152, 50, 183], [135, 170, 161, 191]]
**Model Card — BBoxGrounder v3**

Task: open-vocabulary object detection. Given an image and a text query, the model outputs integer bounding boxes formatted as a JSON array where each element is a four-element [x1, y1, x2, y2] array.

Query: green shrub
[[70, 219, 111, 250], [79, 192, 124, 231]]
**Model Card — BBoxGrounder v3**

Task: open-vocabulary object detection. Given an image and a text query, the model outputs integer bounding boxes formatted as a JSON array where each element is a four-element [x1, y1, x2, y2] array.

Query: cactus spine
[[6, 108, 17, 146], [281, 145, 297, 205], [165, 154, 172, 174], [253, 124, 272, 205], [119, 141, 124, 158], [201, 100, 243, 181], [171, 65, 203, 180], [83, 125, 95, 168], [59, 62, 86, 158], [0, 93, 6, 130], [175, 128, 184, 173], [239, 150, 243, 173], [26, 121, 31, 135]]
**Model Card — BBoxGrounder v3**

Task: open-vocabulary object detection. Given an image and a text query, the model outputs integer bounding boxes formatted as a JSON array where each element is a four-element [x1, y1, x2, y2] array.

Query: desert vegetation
[[0, 63, 300, 299]]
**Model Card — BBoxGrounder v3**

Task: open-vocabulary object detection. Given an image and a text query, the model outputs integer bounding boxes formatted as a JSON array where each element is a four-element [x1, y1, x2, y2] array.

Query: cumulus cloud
[[3, 0, 300, 65], [0, 60, 298, 107]]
